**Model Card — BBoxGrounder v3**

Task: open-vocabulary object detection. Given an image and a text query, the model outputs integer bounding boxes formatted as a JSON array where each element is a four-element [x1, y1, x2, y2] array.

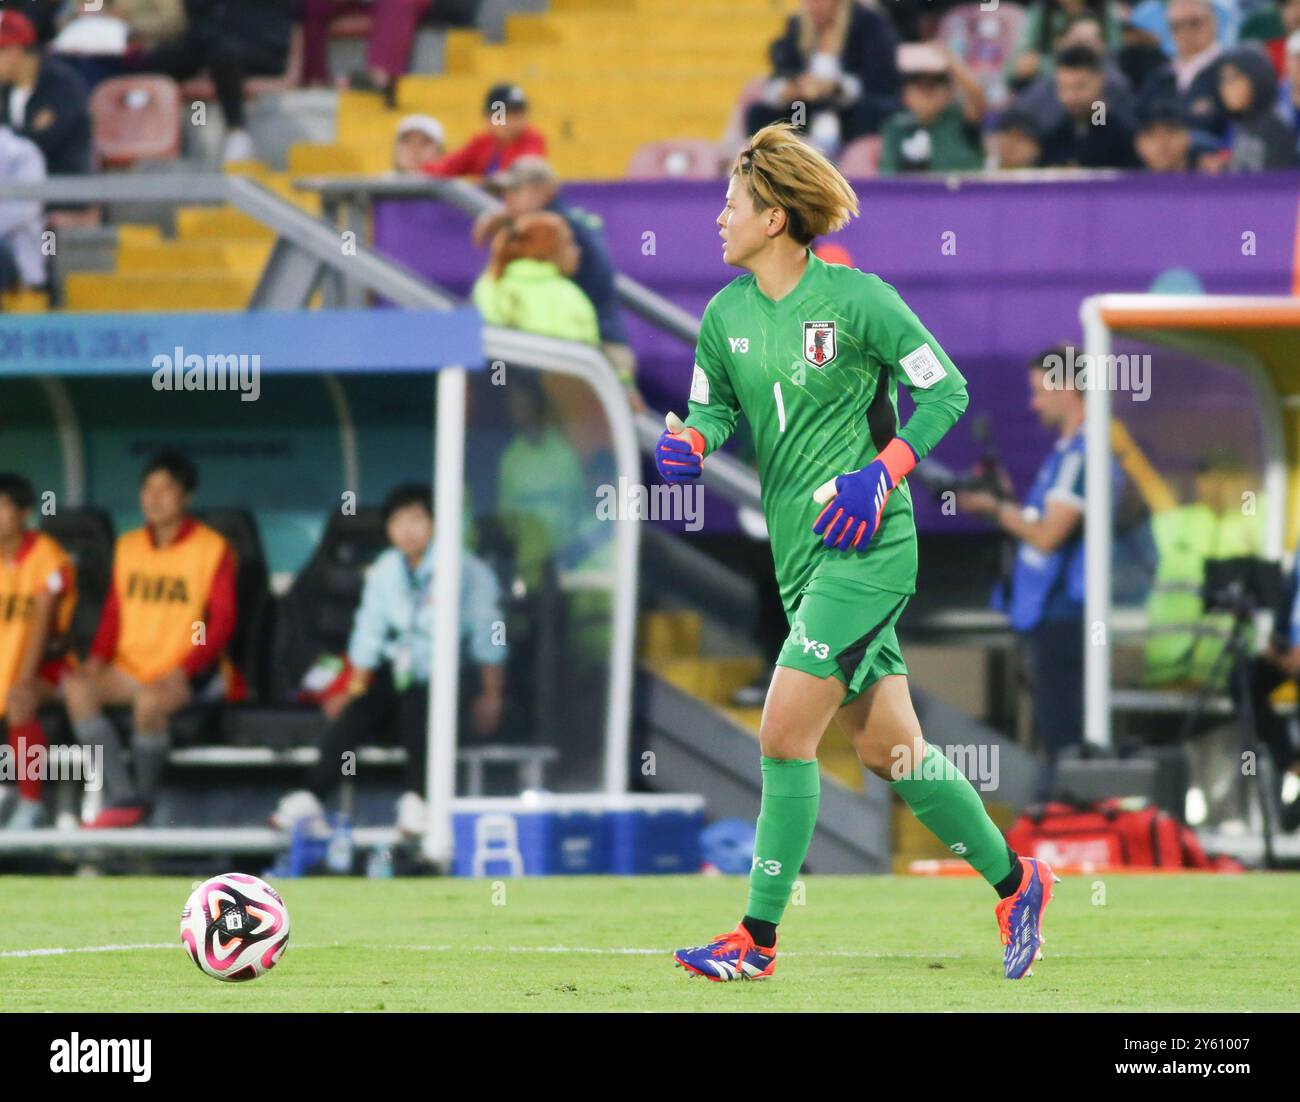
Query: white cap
[[396, 114, 445, 146], [1287, 29, 1300, 57]]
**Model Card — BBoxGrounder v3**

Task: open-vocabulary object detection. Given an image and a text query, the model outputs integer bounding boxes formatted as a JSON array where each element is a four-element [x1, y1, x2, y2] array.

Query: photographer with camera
[[957, 347, 1103, 800]]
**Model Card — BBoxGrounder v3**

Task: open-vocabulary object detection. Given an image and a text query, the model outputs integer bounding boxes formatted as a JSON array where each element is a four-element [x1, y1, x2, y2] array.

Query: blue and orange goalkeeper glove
[[812, 437, 918, 552], [656, 411, 705, 484]]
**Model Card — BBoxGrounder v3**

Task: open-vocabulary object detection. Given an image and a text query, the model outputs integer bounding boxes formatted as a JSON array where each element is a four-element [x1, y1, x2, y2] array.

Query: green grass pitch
[[3, 873, 1297, 1012]]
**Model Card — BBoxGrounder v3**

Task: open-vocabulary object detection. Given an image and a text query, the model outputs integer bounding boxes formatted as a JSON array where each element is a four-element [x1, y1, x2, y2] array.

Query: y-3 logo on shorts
[[802, 637, 830, 660], [791, 620, 830, 661]]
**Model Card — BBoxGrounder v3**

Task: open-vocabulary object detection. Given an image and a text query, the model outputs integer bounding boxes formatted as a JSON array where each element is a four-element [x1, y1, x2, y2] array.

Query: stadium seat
[[39, 507, 115, 658], [626, 139, 723, 180], [267, 508, 389, 703], [193, 508, 273, 701], [0, 289, 49, 313], [89, 75, 182, 168], [837, 135, 883, 178]]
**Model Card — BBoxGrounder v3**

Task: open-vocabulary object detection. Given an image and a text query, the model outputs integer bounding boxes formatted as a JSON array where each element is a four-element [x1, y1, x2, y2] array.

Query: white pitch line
[[1, 942, 964, 961], [0, 942, 175, 958]]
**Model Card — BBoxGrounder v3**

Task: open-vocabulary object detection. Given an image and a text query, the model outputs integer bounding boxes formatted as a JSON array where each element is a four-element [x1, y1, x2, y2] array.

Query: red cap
[[0, 10, 37, 49]]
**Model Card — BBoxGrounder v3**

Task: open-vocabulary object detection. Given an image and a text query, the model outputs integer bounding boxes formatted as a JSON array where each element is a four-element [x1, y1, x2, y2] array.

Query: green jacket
[[878, 103, 984, 176], [472, 258, 600, 346]]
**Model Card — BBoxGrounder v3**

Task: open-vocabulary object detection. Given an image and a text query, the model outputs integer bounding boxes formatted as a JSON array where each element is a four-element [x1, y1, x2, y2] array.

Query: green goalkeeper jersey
[[684, 250, 970, 614]]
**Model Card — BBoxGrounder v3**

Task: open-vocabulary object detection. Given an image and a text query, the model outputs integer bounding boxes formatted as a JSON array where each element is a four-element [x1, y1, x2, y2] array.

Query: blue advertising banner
[[0, 308, 485, 376]]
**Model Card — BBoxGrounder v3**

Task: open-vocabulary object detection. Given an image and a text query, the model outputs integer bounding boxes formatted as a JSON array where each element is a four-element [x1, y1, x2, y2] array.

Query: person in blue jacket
[[958, 346, 1102, 801], [273, 484, 506, 837]]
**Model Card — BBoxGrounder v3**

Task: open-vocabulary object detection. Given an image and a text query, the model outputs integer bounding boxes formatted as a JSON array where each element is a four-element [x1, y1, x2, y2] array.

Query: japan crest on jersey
[[802, 320, 837, 368]]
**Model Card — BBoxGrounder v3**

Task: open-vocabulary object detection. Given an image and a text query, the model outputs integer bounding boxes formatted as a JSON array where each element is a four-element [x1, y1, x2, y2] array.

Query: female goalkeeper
[[657, 123, 1057, 982]]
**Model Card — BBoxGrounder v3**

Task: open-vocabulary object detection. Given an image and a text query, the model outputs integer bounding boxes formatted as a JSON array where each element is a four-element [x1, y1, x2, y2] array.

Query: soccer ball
[[180, 873, 290, 982]]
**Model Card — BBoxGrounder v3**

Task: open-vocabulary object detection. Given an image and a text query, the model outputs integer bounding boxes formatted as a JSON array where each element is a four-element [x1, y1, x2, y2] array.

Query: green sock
[[891, 744, 1013, 887], [745, 757, 820, 925]]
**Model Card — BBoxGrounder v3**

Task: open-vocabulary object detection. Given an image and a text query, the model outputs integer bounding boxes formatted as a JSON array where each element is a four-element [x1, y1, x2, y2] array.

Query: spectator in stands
[[1217, 45, 1299, 169], [473, 211, 599, 346], [879, 42, 985, 174], [1117, 10, 1174, 95], [110, 0, 189, 48], [65, 451, 238, 828], [746, 0, 901, 156], [1040, 45, 1141, 167], [0, 10, 93, 176], [1013, 12, 1136, 135], [1239, 0, 1300, 77], [1134, 99, 1196, 171], [271, 484, 506, 839], [992, 104, 1044, 168], [125, 0, 294, 163], [1008, 0, 1125, 94], [421, 82, 546, 178], [47, 0, 189, 91], [392, 113, 444, 173], [1128, 0, 1241, 56], [1137, 0, 1228, 135], [0, 1, 61, 45], [956, 347, 1093, 800], [0, 473, 76, 830], [472, 157, 642, 410], [0, 123, 46, 298], [302, 0, 432, 107]]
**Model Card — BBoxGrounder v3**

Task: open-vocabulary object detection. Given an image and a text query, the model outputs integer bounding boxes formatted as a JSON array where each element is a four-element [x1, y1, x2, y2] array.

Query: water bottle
[[325, 814, 354, 875], [366, 846, 395, 879]]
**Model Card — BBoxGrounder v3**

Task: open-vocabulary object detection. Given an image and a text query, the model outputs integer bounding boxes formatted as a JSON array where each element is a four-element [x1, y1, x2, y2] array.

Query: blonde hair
[[732, 122, 859, 246]]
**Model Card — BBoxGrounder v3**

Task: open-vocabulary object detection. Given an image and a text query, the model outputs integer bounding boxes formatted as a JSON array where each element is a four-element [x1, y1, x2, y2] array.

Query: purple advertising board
[[374, 172, 1300, 532]]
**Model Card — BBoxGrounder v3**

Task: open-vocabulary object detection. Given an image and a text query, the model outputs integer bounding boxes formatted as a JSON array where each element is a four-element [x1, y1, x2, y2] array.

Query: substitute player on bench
[[65, 451, 237, 828], [0, 473, 76, 829], [659, 123, 1057, 982]]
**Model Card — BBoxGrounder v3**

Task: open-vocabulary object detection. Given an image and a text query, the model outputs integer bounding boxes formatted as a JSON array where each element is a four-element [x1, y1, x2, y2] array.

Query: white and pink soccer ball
[[180, 873, 290, 982]]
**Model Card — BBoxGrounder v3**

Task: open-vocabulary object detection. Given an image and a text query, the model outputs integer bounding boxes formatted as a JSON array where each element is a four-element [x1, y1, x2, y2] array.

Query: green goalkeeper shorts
[[776, 574, 910, 703]]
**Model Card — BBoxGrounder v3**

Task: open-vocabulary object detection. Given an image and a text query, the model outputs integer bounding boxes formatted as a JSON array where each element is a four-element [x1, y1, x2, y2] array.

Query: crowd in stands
[[752, 0, 1300, 173], [4, 0, 1299, 303]]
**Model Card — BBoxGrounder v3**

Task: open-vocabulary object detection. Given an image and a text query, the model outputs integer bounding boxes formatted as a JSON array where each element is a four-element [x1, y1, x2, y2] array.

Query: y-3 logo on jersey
[[802, 321, 837, 368], [728, 337, 749, 354]]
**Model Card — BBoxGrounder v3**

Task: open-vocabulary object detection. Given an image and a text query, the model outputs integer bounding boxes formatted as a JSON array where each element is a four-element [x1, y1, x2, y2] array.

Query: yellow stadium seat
[[1, 289, 49, 314], [65, 270, 257, 312], [376, 0, 795, 181]]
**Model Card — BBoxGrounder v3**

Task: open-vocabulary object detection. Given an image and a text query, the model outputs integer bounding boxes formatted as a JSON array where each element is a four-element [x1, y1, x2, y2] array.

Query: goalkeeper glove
[[656, 411, 705, 484], [812, 437, 918, 552]]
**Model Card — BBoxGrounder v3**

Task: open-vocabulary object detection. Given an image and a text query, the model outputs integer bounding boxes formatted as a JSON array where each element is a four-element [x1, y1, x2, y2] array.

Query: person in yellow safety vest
[[1110, 424, 1267, 689]]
